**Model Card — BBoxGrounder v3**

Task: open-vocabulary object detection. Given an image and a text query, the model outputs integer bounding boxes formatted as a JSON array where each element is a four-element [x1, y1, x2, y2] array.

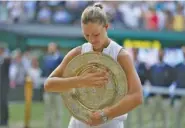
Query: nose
[[89, 36, 95, 44]]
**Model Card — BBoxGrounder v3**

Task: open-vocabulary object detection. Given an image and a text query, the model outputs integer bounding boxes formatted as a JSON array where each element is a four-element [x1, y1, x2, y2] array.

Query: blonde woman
[[44, 3, 143, 128]]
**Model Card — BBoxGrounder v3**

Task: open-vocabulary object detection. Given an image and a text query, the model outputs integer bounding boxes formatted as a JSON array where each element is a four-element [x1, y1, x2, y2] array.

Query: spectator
[[148, 48, 174, 88], [157, 9, 166, 30], [118, 2, 142, 29], [9, 49, 26, 88], [146, 7, 159, 31], [24, 1, 37, 22], [148, 48, 175, 98], [165, 10, 174, 31], [53, 6, 73, 24], [22, 48, 32, 70], [170, 45, 185, 103], [42, 42, 63, 128], [28, 56, 42, 89], [132, 48, 148, 85], [7, 1, 25, 23], [174, 46, 185, 89], [37, 5, 51, 24], [0, 1, 184, 31], [0, 1, 8, 23], [0, 43, 11, 127], [173, 4, 184, 32]]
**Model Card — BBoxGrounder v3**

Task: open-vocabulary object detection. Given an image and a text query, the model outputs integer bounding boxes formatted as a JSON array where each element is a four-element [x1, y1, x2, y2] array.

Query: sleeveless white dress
[[68, 40, 127, 128]]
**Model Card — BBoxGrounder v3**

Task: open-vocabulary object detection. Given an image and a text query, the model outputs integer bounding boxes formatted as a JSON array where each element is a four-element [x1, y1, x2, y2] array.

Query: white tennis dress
[[68, 40, 128, 128]]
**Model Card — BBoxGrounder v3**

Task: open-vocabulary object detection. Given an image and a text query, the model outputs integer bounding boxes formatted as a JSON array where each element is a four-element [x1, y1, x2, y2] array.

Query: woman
[[44, 3, 143, 128]]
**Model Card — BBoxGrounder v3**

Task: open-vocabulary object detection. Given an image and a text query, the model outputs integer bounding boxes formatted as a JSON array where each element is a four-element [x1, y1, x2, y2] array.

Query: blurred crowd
[[0, 42, 64, 127], [1, 42, 185, 127], [0, 41, 185, 92], [0, 1, 185, 127], [0, 43, 63, 90], [1, 47, 42, 89], [131, 46, 185, 101], [0, 1, 185, 31]]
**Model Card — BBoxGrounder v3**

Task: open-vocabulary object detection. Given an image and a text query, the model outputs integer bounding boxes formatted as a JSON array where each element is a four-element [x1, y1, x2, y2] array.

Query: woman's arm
[[44, 46, 109, 92], [105, 49, 143, 119], [44, 46, 82, 92]]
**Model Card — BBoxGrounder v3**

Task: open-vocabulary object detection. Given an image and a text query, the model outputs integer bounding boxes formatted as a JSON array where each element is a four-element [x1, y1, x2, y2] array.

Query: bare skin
[[44, 46, 109, 92], [44, 22, 143, 126]]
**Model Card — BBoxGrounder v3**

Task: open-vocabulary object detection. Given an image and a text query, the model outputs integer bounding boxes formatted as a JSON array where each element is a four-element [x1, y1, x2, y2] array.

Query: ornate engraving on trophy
[[71, 104, 79, 114], [61, 52, 128, 122]]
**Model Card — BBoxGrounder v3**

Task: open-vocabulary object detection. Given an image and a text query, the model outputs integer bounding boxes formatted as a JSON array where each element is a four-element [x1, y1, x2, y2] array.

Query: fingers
[[81, 70, 110, 88], [87, 111, 102, 126], [92, 73, 109, 82], [92, 80, 108, 88], [92, 74, 109, 87], [96, 79, 108, 84], [91, 71, 109, 77], [96, 76, 109, 81]]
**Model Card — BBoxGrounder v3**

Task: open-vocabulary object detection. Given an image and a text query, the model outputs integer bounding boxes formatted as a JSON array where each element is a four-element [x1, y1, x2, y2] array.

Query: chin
[[92, 44, 100, 49], [93, 47, 103, 52]]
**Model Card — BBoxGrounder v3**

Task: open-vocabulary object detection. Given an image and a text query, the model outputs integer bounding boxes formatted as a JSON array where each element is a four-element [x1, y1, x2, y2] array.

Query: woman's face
[[82, 22, 108, 50]]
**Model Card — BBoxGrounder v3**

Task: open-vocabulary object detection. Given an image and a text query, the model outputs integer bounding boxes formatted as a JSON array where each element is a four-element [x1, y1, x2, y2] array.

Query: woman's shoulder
[[117, 48, 132, 61], [110, 39, 124, 50], [67, 42, 91, 57], [61, 46, 82, 65], [67, 46, 82, 57]]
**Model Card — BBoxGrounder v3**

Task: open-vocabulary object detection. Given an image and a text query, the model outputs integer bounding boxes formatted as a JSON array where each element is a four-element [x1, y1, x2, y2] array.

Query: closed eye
[[94, 33, 100, 37]]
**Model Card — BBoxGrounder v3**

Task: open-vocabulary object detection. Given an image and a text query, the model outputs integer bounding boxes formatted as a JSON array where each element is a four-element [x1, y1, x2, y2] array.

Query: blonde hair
[[81, 3, 108, 25]]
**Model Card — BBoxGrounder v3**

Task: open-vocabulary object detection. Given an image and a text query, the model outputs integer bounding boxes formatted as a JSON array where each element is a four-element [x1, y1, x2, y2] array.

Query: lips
[[92, 42, 99, 46]]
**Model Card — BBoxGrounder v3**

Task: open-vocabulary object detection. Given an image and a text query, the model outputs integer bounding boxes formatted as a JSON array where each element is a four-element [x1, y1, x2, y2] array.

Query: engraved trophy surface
[[61, 52, 128, 123]]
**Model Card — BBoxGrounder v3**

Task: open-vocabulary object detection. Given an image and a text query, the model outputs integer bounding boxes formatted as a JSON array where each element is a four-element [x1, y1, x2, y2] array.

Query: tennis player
[[44, 2, 143, 128]]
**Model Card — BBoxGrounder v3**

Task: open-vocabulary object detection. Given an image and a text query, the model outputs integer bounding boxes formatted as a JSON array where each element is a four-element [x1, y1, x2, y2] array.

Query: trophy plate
[[61, 52, 128, 123]]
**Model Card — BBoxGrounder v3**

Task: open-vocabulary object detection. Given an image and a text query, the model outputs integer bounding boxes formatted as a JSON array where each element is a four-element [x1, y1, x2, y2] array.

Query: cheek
[[84, 35, 90, 42], [98, 34, 105, 42], [95, 36, 101, 42]]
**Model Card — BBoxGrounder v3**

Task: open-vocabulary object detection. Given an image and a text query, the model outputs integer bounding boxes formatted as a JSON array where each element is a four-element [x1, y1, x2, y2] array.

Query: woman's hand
[[87, 111, 102, 126], [78, 71, 109, 88], [87, 108, 110, 126]]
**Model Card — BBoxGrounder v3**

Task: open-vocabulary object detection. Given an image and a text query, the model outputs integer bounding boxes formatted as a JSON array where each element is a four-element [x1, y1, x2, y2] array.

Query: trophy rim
[[61, 51, 128, 123]]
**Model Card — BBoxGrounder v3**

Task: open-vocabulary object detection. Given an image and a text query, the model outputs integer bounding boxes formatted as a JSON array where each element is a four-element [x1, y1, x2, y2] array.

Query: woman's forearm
[[106, 91, 143, 119], [44, 76, 81, 92]]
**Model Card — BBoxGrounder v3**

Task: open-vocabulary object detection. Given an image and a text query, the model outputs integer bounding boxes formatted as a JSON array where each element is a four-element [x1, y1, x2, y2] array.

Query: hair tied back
[[93, 3, 103, 10]]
